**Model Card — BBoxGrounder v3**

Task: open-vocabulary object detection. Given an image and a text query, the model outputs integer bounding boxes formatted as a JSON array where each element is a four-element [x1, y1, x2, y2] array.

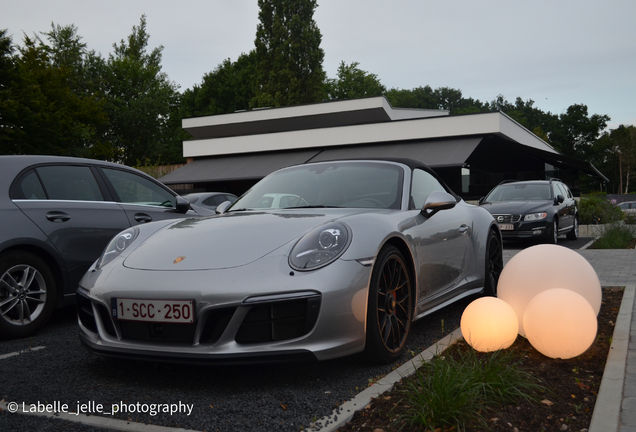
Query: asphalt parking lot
[[0, 237, 592, 432], [0, 299, 470, 432]]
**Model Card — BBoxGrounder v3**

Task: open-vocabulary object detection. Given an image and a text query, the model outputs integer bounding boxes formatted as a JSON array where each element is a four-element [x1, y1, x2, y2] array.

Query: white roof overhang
[[182, 111, 557, 159]]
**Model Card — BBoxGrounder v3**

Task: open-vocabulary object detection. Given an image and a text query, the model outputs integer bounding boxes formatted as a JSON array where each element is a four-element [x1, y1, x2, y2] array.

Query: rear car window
[[15, 170, 47, 200], [13, 166, 104, 201]]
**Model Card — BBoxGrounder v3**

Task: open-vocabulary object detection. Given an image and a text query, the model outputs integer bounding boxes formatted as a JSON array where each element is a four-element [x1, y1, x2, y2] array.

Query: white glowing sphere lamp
[[460, 297, 519, 352], [497, 244, 601, 336], [523, 288, 597, 359]]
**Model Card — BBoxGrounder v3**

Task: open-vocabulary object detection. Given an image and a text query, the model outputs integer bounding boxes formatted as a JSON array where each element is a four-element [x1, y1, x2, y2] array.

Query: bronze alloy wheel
[[364, 246, 413, 363]]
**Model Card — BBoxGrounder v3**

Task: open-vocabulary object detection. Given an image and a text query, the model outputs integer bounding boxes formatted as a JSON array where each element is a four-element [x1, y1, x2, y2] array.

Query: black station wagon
[[479, 179, 579, 244]]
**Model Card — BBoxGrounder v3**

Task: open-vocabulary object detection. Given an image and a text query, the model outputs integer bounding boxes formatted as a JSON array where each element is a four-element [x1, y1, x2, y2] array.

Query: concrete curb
[[589, 284, 635, 432], [308, 328, 463, 432]]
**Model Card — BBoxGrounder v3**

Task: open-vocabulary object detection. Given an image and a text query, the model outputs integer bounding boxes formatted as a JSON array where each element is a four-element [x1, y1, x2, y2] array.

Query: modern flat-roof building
[[160, 96, 606, 198]]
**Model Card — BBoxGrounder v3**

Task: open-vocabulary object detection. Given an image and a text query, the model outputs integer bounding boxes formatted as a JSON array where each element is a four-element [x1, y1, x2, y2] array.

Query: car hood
[[480, 200, 553, 215], [123, 209, 366, 271]]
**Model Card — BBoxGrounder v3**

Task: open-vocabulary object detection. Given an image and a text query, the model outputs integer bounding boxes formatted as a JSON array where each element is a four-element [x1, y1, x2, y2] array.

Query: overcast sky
[[3, 0, 635, 129]]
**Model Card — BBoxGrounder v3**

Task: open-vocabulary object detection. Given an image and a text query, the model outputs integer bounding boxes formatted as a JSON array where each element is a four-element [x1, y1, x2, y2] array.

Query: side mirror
[[175, 196, 191, 214], [555, 194, 565, 204], [215, 200, 232, 215], [421, 191, 457, 218]]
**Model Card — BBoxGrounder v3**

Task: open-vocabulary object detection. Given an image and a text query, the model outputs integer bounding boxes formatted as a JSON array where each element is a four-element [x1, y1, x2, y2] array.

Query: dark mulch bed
[[337, 287, 623, 432]]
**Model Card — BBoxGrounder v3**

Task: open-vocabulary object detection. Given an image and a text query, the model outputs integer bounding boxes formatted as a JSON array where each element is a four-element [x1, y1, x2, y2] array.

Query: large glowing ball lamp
[[498, 244, 601, 336], [460, 297, 519, 352], [523, 288, 597, 359]]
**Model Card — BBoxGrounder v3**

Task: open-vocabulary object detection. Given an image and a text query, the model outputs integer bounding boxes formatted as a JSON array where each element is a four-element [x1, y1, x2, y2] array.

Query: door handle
[[46, 211, 71, 222], [134, 213, 152, 224], [459, 224, 469, 235]]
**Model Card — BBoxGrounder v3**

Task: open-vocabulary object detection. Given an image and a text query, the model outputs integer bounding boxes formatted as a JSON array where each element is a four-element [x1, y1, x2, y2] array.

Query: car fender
[[338, 211, 417, 263]]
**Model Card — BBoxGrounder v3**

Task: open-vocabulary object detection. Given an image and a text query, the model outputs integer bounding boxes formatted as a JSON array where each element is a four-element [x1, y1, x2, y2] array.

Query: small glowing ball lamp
[[460, 297, 519, 352], [523, 288, 597, 359], [498, 244, 601, 336]]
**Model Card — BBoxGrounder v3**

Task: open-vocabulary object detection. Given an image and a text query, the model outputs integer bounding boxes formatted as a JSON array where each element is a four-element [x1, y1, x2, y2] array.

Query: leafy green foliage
[[385, 85, 488, 114], [101, 15, 180, 166], [549, 104, 610, 159], [180, 52, 256, 118], [593, 125, 636, 194], [593, 222, 636, 249], [253, 0, 326, 107], [579, 194, 625, 224], [0, 26, 107, 157], [326, 61, 385, 100]]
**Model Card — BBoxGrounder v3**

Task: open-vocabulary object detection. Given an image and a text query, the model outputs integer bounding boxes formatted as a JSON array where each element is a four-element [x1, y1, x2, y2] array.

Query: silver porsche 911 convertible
[[77, 159, 502, 364]]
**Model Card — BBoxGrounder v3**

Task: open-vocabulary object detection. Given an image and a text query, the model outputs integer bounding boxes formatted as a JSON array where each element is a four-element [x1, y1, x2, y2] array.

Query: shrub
[[398, 344, 543, 431], [593, 222, 636, 249], [579, 194, 624, 224]]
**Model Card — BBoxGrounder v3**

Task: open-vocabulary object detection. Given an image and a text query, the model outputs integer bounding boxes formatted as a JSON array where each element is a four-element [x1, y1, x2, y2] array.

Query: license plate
[[111, 298, 194, 323], [498, 223, 514, 231]]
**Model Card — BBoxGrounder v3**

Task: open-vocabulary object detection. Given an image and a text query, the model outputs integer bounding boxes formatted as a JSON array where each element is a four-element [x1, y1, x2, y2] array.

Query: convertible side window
[[410, 169, 446, 210], [102, 168, 175, 208]]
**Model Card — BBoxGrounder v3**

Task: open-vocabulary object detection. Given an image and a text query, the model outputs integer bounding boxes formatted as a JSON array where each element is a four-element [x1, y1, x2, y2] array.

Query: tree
[[615, 125, 636, 193], [0, 26, 107, 157], [596, 125, 636, 193], [253, 0, 326, 107], [0, 29, 20, 151], [181, 51, 256, 118], [101, 15, 180, 165], [385, 85, 487, 114], [326, 61, 385, 100], [548, 104, 610, 159], [385, 86, 437, 110], [488, 95, 555, 141]]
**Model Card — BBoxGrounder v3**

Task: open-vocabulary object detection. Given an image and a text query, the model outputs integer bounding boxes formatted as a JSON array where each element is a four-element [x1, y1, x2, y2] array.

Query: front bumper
[[77, 255, 372, 363], [498, 221, 550, 239]]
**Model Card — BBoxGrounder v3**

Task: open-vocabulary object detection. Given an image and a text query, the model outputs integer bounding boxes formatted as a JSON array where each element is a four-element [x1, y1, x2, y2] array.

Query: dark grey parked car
[[0, 155, 196, 339], [478, 178, 579, 244]]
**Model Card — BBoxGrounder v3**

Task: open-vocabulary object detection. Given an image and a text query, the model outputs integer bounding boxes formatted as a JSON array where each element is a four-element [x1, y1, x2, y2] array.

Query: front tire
[[363, 246, 413, 364], [546, 219, 559, 244], [567, 216, 579, 240], [0, 251, 56, 339], [484, 229, 503, 296]]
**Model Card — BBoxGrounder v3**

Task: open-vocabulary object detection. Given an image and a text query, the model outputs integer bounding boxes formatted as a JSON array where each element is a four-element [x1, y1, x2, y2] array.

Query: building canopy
[[160, 96, 607, 197]]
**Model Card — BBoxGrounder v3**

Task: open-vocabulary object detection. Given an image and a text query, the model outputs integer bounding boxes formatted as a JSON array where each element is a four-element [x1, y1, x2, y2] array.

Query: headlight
[[524, 212, 548, 221], [289, 222, 352, 271], [96, 227, 139, 269]]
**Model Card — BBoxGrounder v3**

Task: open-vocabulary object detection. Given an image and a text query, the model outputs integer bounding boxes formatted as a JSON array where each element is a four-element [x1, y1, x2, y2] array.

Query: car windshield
[[230, 161, 404, 210], [485, 184, 552, 202]]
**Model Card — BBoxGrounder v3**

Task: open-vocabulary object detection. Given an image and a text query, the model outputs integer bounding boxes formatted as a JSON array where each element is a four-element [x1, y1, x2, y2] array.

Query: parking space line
[[0, 401, 201, 432], [0, 346, 46, 360]]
